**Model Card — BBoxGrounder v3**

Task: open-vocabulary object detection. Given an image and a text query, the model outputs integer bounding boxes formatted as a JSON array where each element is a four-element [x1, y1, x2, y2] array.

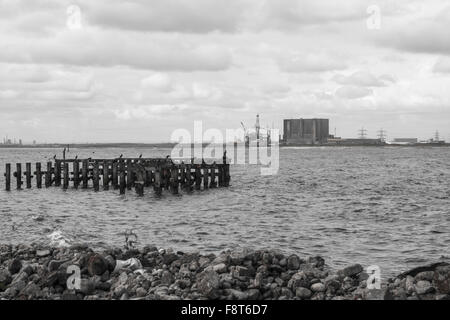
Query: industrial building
[[283, 118, 329, 145]]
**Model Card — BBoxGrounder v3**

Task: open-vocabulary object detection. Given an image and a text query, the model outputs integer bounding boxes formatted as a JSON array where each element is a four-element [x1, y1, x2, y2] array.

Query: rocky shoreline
[[0, 244, 448, 300]]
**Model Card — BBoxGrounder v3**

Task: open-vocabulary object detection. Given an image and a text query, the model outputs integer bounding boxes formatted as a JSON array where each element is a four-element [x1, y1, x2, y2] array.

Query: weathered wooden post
[[103, 161, 109, 190], [135, 165, 145, 196], [154, 169, 162, 195], [25, 163, 32, 189], [82, 160, 88, 189], [15, 163, 22, 190], [170, 166, 179, 194], [5, 163, 11, 191], [126, 160, 133, 190], [54, 160, 61, 187], [184, 164, 192, 191], [218, 165, 223, 187], [35, 162, 42, 189], [180, 162, 186, 188], [210, 162, 217, 188], [73, 160, 79, 189], [45, 162, 52, 187], [203, 166, 209, 190], [63, 162, 69, 190], [195, 165, 201, 190], [223, 151, 230, 187], [119, 160, 126, 195], [112, 161, 118, 189], [93, 161, 99, 191]]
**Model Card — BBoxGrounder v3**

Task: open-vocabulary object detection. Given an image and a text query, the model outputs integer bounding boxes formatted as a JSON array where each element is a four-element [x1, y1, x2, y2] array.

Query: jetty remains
[[3, 152, 230, 195]]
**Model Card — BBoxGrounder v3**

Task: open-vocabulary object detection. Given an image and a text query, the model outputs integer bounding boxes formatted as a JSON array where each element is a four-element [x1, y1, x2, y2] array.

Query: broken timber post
[[112, 161, 118, 189], [5, 163, 11, 191], [119, 160, 126, 195], [195, 165, 201, 190], [73, 160, 79, 189], [25, 163, 32, 189], [82, 160, 88, 189], [63, 162, 69, 190], [35, 162, 42, 189], [93, 161, 99, 191], [54, 160, 61, 187], [154, 169, 162, 195], [15, 163, 22, 190], [45, 162, 52, 187], [210, 162, 217, 188], [103, 161, 109, 190], [126, 159, 133, 190]]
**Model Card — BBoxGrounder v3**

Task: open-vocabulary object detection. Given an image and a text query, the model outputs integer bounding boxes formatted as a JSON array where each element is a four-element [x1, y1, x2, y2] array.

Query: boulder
[[0, 269, 12, 291], [287, 255, 301, 270], [310, 282, 326, 292], [340, 264, 363, 277], [87, 254, 108, 276], [196, 270, 220, 299], [212, 263, 227, 274], [296, 287, 312, 299], [8, 258, 22, 275]]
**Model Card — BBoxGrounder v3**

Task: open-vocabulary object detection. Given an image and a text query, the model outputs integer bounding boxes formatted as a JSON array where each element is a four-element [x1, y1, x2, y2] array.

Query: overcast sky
[[1, 0, 450, 143]]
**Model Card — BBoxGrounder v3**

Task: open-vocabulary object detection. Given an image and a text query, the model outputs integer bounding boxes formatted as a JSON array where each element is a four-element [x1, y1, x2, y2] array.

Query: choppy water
[[1, 146, 449, 277]]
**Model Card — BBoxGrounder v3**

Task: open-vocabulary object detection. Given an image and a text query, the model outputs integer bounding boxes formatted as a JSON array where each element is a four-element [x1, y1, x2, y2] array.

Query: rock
[[163, 253, 178, 265], [8, 259, 22, 275], [229, 289, 248, 300], [232, 266, 252, 278], [288, 271, 309, 290], [36, 250, 51, 258], [114, 258, 142, 272], [415, 280, 434, 295], [87, 254, 108, 276], [405, 275, 415, 294], [160, 270, 174, 286], [433, 265, 450, 294], [104, 255, 116, 272], [212, 263, 227, 274], [21, 282, 41, 298], [296, 287, 312, 299], [78, 279, 96, 295], [247, 288, 260, 300], [341, 264, 363, 277], [398, 262, 449, 279], [0, 269, 12, 291], [310, 282, 326, 292], [197, 270, 220, 299], [287, 254, 301, 270], [415, 271, 434, 281], [136, 287, 147, 297], [366, 288, 388, 300], [48, 260, 63, 272]]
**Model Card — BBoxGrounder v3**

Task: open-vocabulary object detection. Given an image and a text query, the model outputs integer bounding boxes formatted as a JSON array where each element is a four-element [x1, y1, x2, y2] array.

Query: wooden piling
[[185, 164, 192, 191], [16, 163, 22, 190], [210, 163, 217, 188], [5, 163, 11, 191], [218, 165, 223, 187], [135, 165, 145, 196], [170, 166, 179, 194], [45, 162, 52, 187], [103, 161, 109, 190], [25, 163, 32, 189], [54, 160, 61, 187], [180, 163, 186, 188], [203, 166, 209, 190], [82, 160, 88, 189], [73, 160, 79, 189], [195, 165, 201, 190], [119, 161, 126, 195], [93, 161, 99, 191], [112, 161, 118, 189], [35, 162, 42, 189], [154, 169, 162, 195], [126, 160, 133, 190], [63, 162, 69, 190]]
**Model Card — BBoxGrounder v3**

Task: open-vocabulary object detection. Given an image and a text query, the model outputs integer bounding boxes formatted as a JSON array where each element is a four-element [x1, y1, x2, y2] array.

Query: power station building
[[283, 118, 329, 145]]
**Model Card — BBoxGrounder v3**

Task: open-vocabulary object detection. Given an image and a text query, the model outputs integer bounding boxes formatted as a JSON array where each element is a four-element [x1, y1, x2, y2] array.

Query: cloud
[[277, 52, 347, 73], [332, 71, 395, 87], [0, 29, 233, 71], [335, 86, 373, 99], [433, 56, 450, 73]]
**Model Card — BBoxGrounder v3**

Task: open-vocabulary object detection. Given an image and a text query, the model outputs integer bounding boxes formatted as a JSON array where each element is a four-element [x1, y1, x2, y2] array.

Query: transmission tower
[[377, 128, 387, 142], [435, 130, 440, 142], [358, 127, 367, 139]]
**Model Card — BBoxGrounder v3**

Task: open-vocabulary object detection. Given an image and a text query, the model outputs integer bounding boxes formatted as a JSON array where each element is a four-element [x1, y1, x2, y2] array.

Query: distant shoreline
[[0, 143, 449, 149]]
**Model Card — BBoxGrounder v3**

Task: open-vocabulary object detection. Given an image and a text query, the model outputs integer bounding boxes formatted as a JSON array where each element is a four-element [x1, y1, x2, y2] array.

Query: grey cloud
[[277, 52, 347, 73], [0, 30, 233, 71], [332, 71, 395, 87], [335, 86, 373, 99]]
